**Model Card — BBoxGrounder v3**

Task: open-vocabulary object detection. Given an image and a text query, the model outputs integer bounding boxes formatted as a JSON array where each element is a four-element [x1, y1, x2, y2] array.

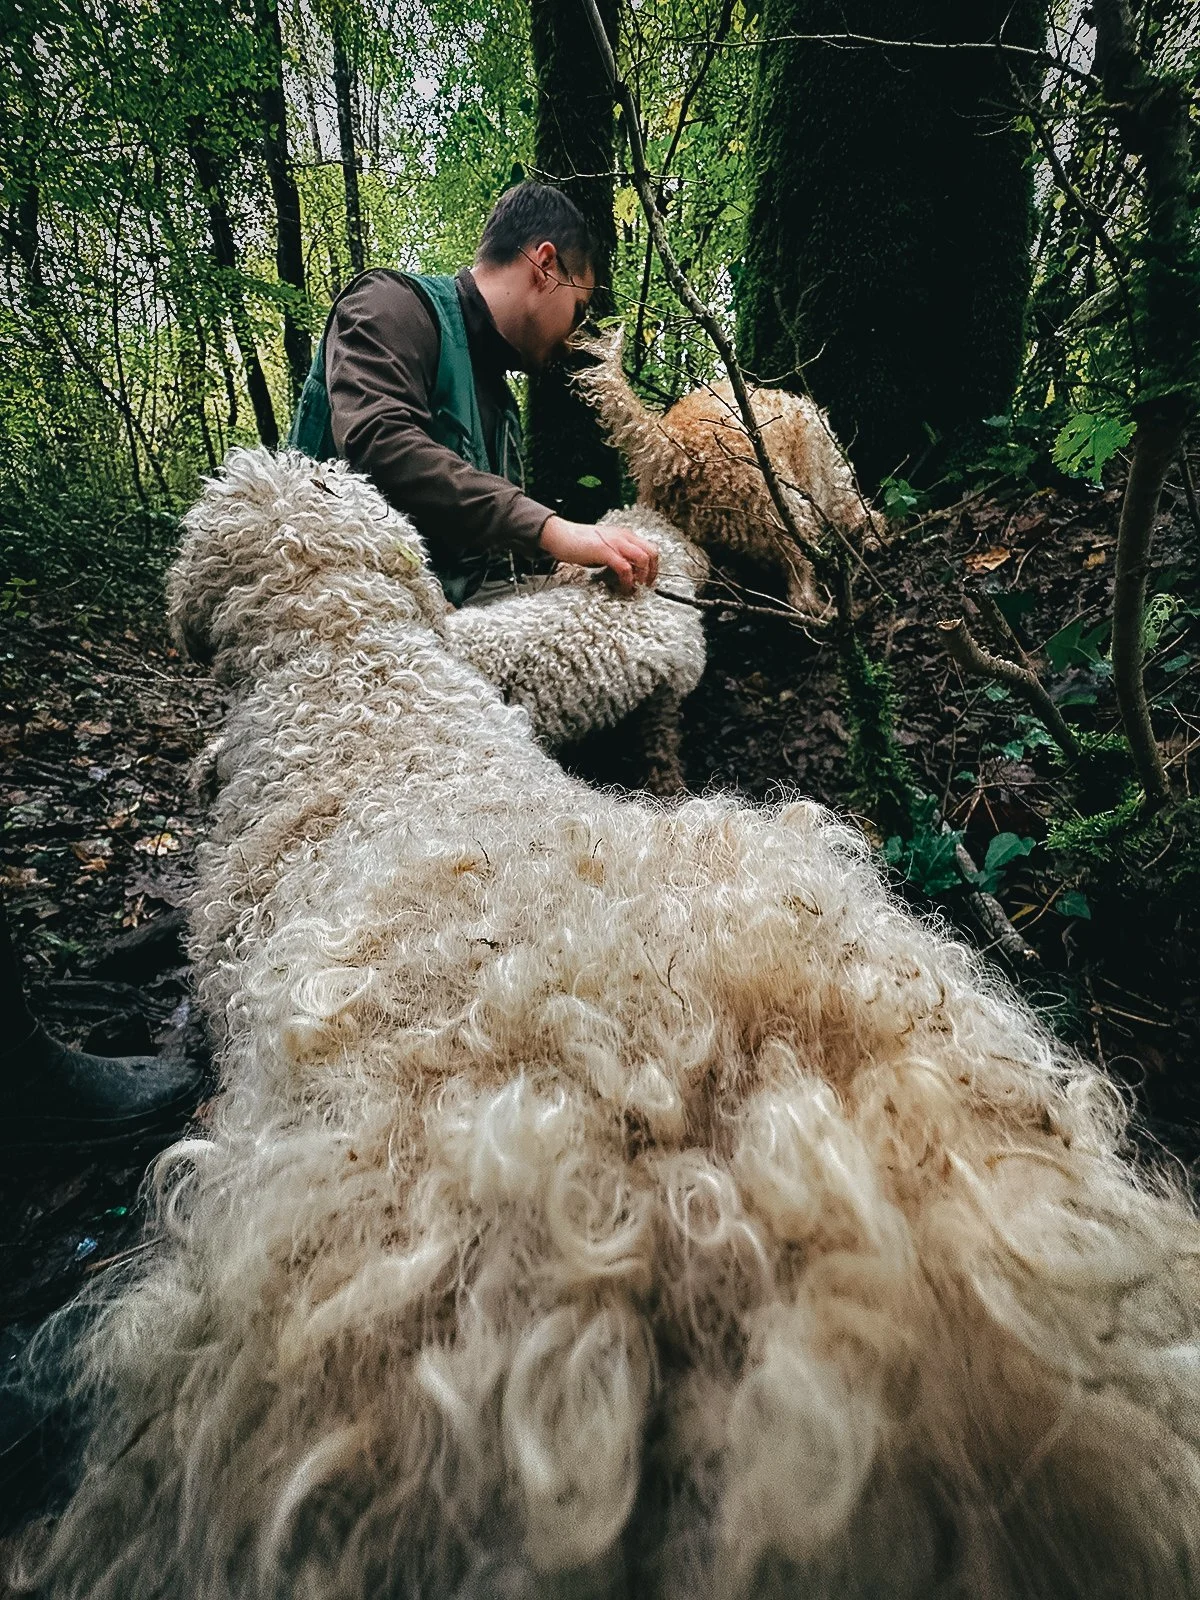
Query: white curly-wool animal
[[445, 503, 706, 792], [26, 448, 1200, 1600], [575, 329, 883, 612]]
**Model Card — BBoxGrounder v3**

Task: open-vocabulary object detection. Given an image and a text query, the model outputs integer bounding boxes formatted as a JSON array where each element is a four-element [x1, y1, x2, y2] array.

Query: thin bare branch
[[685, 32, 1099, 90], [578, 0, 829, 583], [938, 617, 1081, 759]]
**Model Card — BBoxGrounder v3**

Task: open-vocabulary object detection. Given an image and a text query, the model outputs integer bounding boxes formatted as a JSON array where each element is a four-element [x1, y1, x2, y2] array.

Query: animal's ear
[[176, 616, 215, 668]]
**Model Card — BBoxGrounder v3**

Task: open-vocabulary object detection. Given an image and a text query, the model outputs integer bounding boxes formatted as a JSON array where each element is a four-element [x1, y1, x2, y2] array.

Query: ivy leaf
[[990, 589, 1035, 629], [1052, 412, 1134, 484], [880, 477, 921, 517], [970, 832, 1035, 895], [983, 833, 1035, 874], [1057, 889, 1092, 920]]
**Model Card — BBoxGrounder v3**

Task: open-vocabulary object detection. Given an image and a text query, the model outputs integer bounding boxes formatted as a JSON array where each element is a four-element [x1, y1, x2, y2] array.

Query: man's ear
[[529, 240, 555, 284]]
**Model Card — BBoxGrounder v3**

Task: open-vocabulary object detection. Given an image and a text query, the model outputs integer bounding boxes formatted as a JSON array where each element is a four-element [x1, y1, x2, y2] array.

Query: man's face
[[522, 242, 595, 370]]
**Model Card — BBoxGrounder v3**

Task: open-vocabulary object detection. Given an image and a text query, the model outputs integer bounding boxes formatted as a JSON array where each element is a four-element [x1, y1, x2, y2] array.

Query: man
[[288, 180, 658, 606]]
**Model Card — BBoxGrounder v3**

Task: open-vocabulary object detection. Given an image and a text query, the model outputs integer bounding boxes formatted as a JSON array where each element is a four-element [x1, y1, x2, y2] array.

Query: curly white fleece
[[23, 448, 1200, 1600], [445, 504, 707, 754]]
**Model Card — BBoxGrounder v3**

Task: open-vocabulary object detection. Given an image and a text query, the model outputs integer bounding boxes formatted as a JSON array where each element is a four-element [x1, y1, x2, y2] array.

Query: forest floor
[[2, 464, 1199, 1536]]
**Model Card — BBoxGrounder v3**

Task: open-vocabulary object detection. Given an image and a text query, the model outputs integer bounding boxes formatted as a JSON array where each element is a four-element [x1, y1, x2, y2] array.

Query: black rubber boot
[[1, 899, 201, 1151], [2, 1021, 201, 1150]]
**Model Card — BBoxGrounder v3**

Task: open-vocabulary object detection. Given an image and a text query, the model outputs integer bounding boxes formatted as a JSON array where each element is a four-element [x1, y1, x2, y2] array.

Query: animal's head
[[571, 328, 688, 496], [167, 448, 447, 684]]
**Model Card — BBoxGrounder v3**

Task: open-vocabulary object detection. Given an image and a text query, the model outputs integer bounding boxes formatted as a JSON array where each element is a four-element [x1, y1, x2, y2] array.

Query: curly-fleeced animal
[[445, 504, 707, 793], [575, 329, 883, 612], [22, 448, 1200, 1600]]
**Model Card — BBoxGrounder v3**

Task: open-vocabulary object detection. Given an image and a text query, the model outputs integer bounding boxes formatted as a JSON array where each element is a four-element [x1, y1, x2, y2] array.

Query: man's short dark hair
[[476, 182, 596, 277]]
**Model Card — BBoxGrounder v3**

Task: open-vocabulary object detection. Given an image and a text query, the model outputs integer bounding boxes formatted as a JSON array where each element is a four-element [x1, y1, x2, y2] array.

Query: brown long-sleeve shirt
[[324, 266, 554, 576]]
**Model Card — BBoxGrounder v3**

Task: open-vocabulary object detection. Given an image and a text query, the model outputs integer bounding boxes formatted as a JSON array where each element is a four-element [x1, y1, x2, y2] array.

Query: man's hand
[[538, 515, 659, 592]]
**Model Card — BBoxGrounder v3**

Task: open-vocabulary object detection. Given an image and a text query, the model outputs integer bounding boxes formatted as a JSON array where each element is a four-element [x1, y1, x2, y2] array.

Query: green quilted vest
[[287, 270, 524, 606]]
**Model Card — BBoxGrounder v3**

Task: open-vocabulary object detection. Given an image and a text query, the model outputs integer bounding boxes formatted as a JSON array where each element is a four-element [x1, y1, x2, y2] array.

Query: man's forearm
[[339, 409, 552, 559]]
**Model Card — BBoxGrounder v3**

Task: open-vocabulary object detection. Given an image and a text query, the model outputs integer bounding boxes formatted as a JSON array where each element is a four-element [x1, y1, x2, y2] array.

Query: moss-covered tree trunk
[[526, 0, 621, 524], [737, 0, 1047, 489]]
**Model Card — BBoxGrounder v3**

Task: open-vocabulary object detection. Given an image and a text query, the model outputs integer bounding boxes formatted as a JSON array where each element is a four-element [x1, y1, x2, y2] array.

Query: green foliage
[[938, 411, 1055, 493], [1141, 593, 1182, 653], [1043, 615, 1109, 671], [1051, 729, 1137, 814], [1052, 411, 1134, 484], [970, 831, 1035, 895], [877, 477, 925, 519], [882, 794, 962, 896], [882, 802, 1035, 901], [1046, 797, 1200, 913], [1056, 889, 1091, 920], [994, 714, 1056, 763]]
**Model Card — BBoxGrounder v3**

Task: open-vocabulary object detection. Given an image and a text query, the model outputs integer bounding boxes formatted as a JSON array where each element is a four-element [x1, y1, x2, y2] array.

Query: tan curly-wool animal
[[23, 448, 1200, 1600], [575, 329, 882, 612]]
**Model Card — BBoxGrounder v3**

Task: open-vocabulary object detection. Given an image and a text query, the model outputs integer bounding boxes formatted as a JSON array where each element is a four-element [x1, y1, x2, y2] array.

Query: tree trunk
[[6, 38, 47, 309], [255, 0, 311, 405], [1091, 0, 1200, 809], [526, 0, 622, 524], [332, 19, 366, 276], [737, 0, 1047, 490], [187, 128, 280, 448]]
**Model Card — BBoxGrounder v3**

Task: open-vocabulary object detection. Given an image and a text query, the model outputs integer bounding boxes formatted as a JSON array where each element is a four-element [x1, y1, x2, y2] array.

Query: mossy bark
[[737, 0, 1047, 490], [526, 0, 622, 523]]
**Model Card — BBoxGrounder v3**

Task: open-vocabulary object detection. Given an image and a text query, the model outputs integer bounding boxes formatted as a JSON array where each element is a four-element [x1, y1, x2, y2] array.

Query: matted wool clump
[[22, 449, 1200, 1600]]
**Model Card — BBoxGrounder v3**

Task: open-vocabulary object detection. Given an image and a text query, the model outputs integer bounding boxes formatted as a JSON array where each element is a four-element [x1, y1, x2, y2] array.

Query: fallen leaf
[[75, 719, 112, 738], [964, 546, 1012, 574], [72, 838, 113, 861], [1, 864, 50, 888], [133, 831, 180, 855], [1084, 550, 1107, 567]]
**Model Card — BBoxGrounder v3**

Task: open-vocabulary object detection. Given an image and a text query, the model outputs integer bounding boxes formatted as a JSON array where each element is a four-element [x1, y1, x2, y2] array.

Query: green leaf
[[983, 833, 1035, 874], [1162, 652, 1192, 673], [1057, 889, 1092, 920], [969, 832, 1035, 895], [1044, 616, 1109, 671], [880, 476, 921, 517], [990, 589, 1035, 628], [576, 474, 602, 489], [1142, 592, 1181, 653], [1052, 412, 1134, 484], [883, 795, 964, 896]]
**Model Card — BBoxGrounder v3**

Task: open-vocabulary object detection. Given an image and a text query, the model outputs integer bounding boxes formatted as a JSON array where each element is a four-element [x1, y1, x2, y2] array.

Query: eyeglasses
[[520, 246, 594, 330]]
